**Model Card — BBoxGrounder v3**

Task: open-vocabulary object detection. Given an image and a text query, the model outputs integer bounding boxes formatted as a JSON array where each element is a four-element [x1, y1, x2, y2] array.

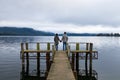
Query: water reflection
[[0, 36, 35, 43], [20, 51, 53, 80], [20, 57, 47, 80], [20, 61, 46, 80], [1, 36, 120, 80]]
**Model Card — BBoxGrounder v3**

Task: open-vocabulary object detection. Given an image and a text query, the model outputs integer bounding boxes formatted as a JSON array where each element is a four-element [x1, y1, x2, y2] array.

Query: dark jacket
[[54, 35, 60, 45]]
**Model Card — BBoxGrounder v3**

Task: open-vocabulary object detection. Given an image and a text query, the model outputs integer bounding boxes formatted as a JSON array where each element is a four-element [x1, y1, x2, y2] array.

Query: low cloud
[[0, 0, 120, 33], [0, 20, 120, 33]]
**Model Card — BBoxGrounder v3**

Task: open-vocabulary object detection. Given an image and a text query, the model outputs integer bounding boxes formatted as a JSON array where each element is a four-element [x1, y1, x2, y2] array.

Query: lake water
[[0, 36, 120, 80]]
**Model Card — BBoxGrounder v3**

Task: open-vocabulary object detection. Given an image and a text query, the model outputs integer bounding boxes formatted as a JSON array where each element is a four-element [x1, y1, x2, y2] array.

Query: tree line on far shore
[[0, 27, 120, 37], [97, 33, 120, 36]]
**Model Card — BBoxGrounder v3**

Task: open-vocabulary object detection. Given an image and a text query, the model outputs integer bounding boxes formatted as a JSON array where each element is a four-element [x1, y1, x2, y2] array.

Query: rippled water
[[0, 36, 120, 80]]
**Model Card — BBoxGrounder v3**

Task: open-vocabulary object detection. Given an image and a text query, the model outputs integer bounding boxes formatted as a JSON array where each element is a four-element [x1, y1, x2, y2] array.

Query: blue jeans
[[63, 42, 67, 51], [55, 44, 58, 51]]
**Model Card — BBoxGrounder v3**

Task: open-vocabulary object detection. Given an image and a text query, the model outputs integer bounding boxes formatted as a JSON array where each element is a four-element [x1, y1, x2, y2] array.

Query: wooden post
[[21, 43, 25, 77], [72, 52, 77, 79], [21, 43, 24, 53], [52, 45, 55, 62], [25, 43, 29, 75], [85, 43, 89, 77], [37, 42, 40, 50], [72, 52, 75, 70], [37, 43, 40, 76], [89, 43, 93, 78], [76, 43, 79, 72], [47, 42, 50, 50], [46, 43, 50, 75], [68, 45, 70, 60], [70, 43, 80, 80]]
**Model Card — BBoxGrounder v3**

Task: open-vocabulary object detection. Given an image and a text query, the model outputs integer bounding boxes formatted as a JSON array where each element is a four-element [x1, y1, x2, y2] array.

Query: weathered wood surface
[[22, 50, 52, 53], [70, 50, 98, 53], [47, 51, 75, 80]]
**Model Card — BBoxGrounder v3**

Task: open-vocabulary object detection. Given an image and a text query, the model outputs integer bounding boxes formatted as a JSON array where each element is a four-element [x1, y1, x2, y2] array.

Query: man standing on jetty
[[61, 32, 68, 51]]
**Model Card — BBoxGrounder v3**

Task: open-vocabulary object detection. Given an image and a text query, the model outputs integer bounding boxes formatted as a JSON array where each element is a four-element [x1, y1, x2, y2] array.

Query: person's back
[[62, 34, 68, 42], [54, 33, 60, 50], [54, 35, 59, 44], [62, 32, 68, 50]]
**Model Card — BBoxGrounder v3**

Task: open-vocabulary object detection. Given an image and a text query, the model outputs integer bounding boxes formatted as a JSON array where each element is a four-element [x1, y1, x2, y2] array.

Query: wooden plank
[[23, 50, 52, 53], [70, 50, 98, 53], [21, 50, 97, 54], [47, 51, 75, 80]]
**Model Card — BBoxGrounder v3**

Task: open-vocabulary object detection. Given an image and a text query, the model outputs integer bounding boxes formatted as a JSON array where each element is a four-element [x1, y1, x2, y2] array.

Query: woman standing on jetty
[[54, 33, 61, 51]]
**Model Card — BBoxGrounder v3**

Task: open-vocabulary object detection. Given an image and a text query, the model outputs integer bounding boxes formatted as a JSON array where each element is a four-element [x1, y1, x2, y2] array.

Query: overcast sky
[[0, 0, 120, 33]]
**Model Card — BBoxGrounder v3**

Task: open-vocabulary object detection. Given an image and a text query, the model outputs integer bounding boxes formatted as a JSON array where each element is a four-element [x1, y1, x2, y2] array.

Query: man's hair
[[56, 33, 58, 36], [64, 32, 66, 34]]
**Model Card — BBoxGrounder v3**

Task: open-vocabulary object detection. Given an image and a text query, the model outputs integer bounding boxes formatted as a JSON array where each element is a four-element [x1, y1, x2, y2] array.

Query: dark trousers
[[63, 42, 67, 51]]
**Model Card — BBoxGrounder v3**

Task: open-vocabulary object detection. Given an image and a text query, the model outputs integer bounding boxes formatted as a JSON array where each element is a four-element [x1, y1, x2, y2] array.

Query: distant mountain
[[0, 27, 99, 36], [97, 33, 120, 36], [0, 27, 54, 36]]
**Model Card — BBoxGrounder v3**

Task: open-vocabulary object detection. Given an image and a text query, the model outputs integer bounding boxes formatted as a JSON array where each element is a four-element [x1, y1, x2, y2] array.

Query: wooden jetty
[[20, 42, 98, 80], [47, 51, 75, 80]]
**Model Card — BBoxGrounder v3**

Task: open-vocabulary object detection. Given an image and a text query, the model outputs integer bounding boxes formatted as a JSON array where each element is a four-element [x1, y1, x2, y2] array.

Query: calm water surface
[[0, 36, 120, 80]]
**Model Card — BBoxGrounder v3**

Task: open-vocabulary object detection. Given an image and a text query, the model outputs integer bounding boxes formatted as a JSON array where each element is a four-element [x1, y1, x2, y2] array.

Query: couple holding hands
[[54, 32, 68, 51]]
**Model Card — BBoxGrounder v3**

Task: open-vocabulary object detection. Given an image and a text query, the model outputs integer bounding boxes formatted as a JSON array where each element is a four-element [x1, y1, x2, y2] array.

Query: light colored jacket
[[62, 34, 68, 42]]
